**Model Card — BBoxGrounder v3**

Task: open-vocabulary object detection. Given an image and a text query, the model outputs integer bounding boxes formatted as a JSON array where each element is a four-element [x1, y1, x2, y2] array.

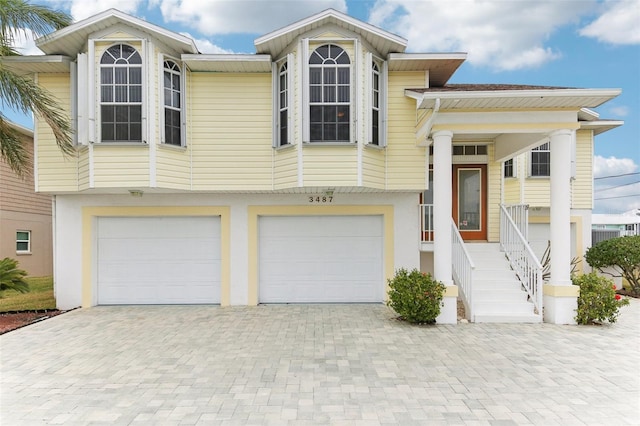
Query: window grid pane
[[163, 60, 183, 145]]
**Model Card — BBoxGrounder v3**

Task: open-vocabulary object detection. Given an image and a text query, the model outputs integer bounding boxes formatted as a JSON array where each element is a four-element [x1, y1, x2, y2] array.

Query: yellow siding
[[523, 178, 551, 206], [385, 72, 425, 190], [362, 148, 385, 189], [487, 144, 501, 242], [102, 31, 136, 40], [503, 155, 522, 204], [303, 147, 358, 186], [572, 130, 593, 209], [156, 147, 190, 189], [92, 146, 149, 187], [78, 148, 90, 191], [189, 73, 272, 190], [274, 148, 297, 189], [36, 73, 78, 192]]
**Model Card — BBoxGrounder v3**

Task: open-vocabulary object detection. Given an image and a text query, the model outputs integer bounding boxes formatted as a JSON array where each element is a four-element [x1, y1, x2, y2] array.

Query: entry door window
[[458, 168, 481, 231]]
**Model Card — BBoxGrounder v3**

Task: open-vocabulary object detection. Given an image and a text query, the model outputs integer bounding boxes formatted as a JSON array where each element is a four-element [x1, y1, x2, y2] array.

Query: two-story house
[[0, 121, 53, 277], [3, 8, 621, 324]]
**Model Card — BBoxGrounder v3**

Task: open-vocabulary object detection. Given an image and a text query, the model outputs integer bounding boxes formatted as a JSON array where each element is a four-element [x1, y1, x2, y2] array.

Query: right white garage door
[[259, 215, 384, 303]]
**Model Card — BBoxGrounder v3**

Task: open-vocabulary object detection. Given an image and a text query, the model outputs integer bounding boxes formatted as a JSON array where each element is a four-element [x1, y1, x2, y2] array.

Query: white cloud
[[179, 33, 234, 54], [66, 0, 144, 20], [580, 0, 640, 45], [593, 155, 640, 213], [9, 29, 43, 55], [149, 0, 347, 35], [609, 105, 630, 117], [368, 0, 595, 71]]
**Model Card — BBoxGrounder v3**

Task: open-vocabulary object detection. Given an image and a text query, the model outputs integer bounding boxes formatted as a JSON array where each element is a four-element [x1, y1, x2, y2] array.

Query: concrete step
[[474, 289, 529, 303], [473, 313, 542, 323], [473, 269, 519, 281], [474, 301, 535, 315]]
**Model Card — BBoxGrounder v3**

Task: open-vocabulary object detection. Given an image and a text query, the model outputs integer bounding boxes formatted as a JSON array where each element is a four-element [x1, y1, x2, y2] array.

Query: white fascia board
[[254, 8, 406, 49], [1, 55, 72, 73], [183, 54, 271, 62], [579, 120, 624, 135], [389, 53, 467, 61], [37, 9, 198, 54]]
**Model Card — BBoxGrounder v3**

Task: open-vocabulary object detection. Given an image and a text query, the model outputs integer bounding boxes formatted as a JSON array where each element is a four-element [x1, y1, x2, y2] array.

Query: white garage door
[[97, 216, 221, 304], [259, 215, 384, 303]]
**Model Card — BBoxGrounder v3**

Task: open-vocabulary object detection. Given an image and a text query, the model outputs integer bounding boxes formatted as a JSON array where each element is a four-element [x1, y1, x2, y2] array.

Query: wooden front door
[[452, 165, 487, 241]]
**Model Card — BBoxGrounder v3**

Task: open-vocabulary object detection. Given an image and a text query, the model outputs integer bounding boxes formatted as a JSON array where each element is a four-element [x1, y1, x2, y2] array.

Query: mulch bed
[[0, 310, 67, 335]]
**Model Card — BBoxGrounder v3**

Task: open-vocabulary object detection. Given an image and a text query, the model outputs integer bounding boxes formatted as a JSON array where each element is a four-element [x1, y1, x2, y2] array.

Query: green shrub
[[387, 268, 445, 324], [585, 235, 640, 296], [0, 258, 29, 296], [573, 272, 629, 325]]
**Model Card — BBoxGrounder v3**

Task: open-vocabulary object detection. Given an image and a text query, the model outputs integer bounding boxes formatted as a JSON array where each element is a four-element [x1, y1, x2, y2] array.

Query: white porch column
[[544, 129, 579, 324], [432, 130, 453, 287]]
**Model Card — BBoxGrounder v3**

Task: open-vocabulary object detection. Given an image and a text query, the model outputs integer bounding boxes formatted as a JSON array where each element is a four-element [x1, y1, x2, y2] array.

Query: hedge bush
[[387, 268, 445, 324], [573, 272, 629, 325]]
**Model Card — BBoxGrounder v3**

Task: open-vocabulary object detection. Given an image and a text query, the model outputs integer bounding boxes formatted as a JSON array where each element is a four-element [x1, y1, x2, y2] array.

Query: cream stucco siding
[[36, 73, 78, 192], [189, 73, 272, 190], [385, 72, 426, 190]]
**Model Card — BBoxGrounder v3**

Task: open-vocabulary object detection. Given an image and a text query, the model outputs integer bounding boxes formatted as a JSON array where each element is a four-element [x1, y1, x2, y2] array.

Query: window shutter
[[301, 39, 309, 143], [365, 52, 372, 144]]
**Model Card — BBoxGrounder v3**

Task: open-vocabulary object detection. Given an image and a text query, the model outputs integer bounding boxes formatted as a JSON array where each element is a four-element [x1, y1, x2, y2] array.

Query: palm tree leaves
[[0, 0, 73, 174], [0, 257, 29, 295]]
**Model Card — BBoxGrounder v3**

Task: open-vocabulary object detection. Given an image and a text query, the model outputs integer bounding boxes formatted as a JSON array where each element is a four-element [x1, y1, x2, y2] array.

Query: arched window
[[278, 61, 288, 145], [100, 44, 142, 142], [309, 44, 350, 142], [164, 60, 182, 146], [371, 61, 380, 145]]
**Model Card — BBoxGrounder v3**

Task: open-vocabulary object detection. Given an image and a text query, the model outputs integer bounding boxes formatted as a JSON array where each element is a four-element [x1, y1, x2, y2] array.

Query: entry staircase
[[461, 243, 540, 323], [422, 203, 542, 323]]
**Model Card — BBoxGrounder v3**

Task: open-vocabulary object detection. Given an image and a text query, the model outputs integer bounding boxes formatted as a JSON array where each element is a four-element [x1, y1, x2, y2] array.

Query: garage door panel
[[259, 215, 384, 303], [97, 216, 221, 305]]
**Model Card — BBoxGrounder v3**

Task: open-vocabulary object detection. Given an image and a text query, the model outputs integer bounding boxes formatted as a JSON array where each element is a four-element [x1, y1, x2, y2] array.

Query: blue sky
[[4, 0, 639, 212]]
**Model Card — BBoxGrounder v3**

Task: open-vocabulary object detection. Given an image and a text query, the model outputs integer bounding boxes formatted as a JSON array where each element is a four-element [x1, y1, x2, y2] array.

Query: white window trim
[[303, 40, 355, 144], [95, 38, 147, 144], [528, 136, 576, 178], [273, 54, 293, 148], [160, 54, 186, 147], [504, 158, 517, 178], [529, 141, 551, 177], [16, 230, 31, 254]]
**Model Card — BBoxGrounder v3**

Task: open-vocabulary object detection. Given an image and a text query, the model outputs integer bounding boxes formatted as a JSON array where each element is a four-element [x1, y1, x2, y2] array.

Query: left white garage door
[[97, 216, 221, 304]]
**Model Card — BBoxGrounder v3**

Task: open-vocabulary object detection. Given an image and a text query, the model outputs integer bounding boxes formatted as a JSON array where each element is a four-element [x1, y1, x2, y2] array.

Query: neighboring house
[[592, 209, 640, 244], [2, 9, 622, 324], [0, 122, 53, 277]]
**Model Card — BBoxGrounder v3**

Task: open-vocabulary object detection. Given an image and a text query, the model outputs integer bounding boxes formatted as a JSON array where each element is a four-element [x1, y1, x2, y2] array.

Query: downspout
[[423, 98, 441, 188]]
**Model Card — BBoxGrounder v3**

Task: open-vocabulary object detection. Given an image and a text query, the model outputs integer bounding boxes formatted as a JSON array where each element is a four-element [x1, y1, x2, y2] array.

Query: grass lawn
[[0, 276, 56, 312]]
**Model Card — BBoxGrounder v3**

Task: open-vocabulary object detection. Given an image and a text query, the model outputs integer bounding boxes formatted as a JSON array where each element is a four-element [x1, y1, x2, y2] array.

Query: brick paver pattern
[[1, 300, 639, 425]]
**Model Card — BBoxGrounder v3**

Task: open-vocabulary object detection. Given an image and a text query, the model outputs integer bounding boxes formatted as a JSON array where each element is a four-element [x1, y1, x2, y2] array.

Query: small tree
[[387, 268, 445, 324], [0, 257, 29, 295], [585, 235, 640, 296]]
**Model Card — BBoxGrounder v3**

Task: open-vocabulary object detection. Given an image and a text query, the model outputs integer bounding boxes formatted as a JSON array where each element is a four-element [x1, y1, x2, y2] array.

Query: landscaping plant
[[0, 257, 29, 296], [573, 272, 629, 325], [387, 268, 445, 324], [585, 235, 640, 296]]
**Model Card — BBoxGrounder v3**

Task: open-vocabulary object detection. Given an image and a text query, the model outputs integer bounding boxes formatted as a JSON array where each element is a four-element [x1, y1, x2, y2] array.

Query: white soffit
[[406, 88, 622, 110], [388, 53, 467, 86], [182, 54, 272, 72], [254, 8, 407, 57], [0, 55, 71, 74], [36, 9, 198, 56]]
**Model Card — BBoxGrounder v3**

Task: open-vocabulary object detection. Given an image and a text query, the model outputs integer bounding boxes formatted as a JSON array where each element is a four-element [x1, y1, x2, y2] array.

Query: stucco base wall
[[53, 192, 421, 309], [437, 296, 458, 324]]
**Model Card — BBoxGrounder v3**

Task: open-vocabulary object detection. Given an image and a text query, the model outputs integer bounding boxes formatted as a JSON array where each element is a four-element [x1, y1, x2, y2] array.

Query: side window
[[163, 60, 182, 146], [530, 142, 550, 177], [309, 44, 351, 142], [100, 44, 142, 142], [504, 158, 516, 178], [278, 61, 289, 146], [371, 62, 380, 145], [16, 230, 31, 253]]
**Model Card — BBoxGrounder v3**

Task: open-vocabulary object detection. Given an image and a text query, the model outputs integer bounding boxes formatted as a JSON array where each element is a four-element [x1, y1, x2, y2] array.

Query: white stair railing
[[503, 204, 529, 239], [499, 204, 543, 315], [451, 219, 474, 319]]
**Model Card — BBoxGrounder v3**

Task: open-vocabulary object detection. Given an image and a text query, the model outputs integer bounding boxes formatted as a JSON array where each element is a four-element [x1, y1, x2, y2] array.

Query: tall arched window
[[278, 61, 289, 145], [309, 44, 350, 142], [100, 44, 142, 142], [164, 60, 182, 146]]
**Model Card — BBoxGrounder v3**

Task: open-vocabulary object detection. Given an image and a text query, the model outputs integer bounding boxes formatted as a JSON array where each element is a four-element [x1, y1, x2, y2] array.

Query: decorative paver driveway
[[2, 301, 639, 425]]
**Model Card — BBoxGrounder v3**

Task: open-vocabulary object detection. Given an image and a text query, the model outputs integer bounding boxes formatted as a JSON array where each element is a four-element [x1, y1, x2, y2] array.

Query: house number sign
[[308, 196, 333, 203]]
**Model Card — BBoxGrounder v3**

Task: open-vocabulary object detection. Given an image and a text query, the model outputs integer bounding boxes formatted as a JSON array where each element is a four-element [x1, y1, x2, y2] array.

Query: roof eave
[[0, 55, 72, 74]]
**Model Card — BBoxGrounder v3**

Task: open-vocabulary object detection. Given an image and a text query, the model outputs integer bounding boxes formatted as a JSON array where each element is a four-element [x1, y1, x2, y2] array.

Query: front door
[[453, 165, 487, 240]]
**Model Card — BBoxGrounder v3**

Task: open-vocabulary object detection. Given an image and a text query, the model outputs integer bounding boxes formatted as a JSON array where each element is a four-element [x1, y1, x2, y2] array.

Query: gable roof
[[36, 9, 198, 56], [254, 8, 407, 58]]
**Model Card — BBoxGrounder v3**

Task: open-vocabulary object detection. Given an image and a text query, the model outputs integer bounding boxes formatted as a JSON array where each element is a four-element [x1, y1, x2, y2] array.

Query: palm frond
[[0, 257, 29, 295], [0, 0, 71, 42], [0, 114, 29, 175]]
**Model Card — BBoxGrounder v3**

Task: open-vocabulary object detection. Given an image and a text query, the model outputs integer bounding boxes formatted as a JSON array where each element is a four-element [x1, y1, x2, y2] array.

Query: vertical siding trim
[[148, 45, 157, 187], [271, 60, 278, 147], [286, 53, 294, 146], [88, 39, 96, 143], [33, 74, 39, 192], [70, 61, 77, 145], [298, 39, 308, 186], [381, 60, 388, 148], [77, 53, 87, 145]]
